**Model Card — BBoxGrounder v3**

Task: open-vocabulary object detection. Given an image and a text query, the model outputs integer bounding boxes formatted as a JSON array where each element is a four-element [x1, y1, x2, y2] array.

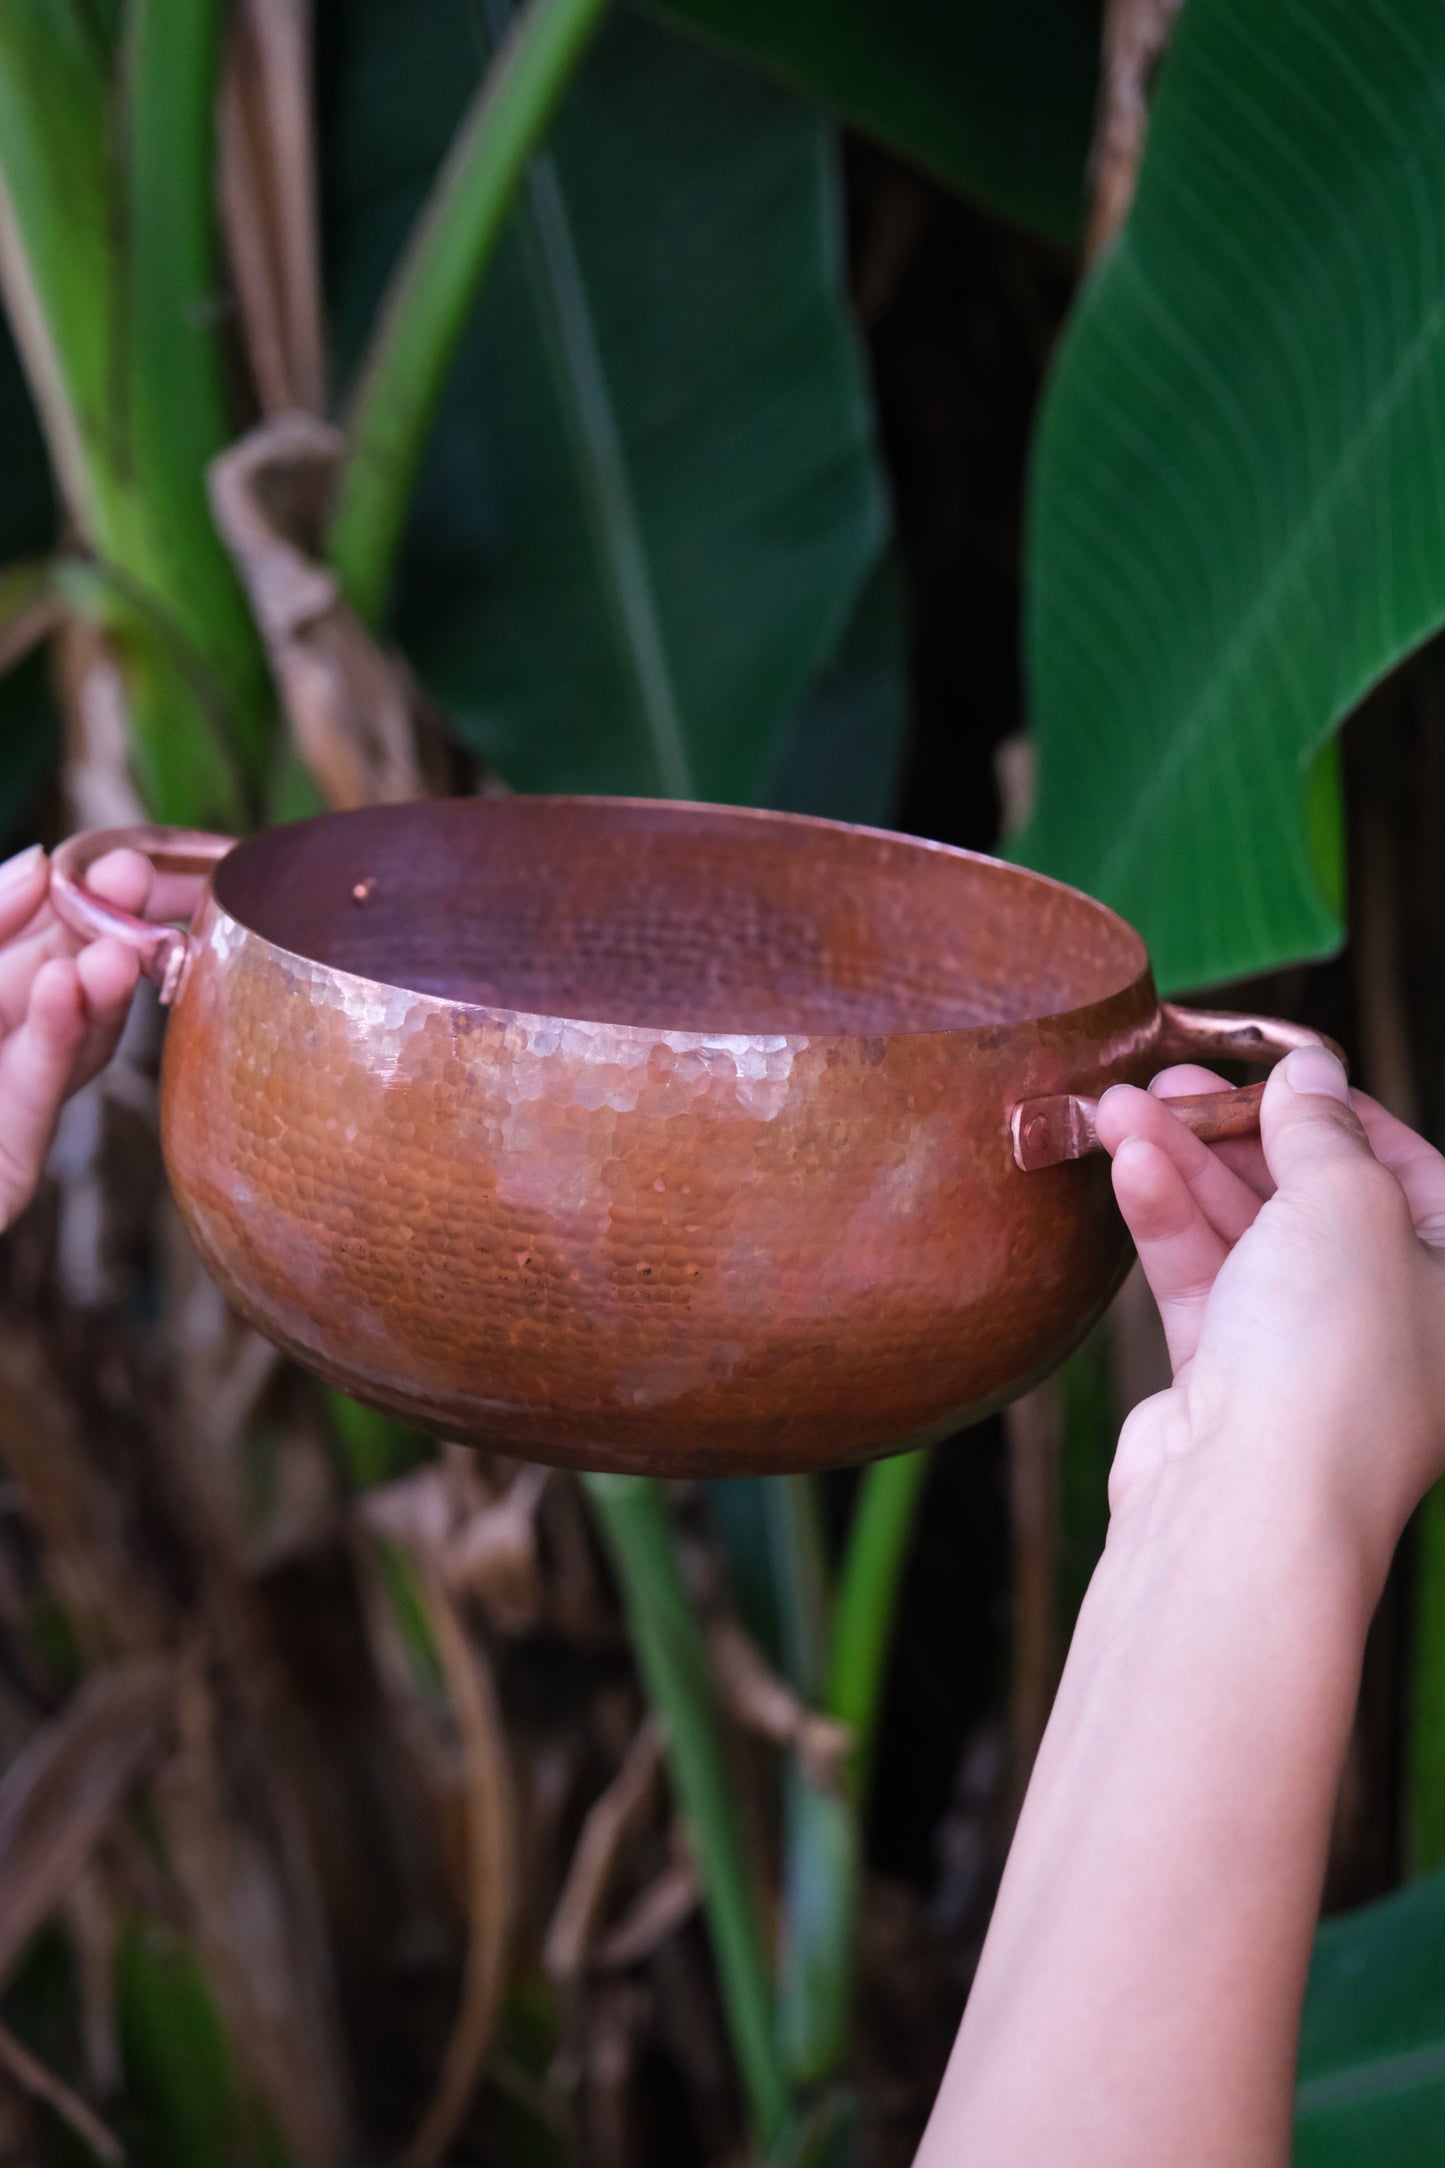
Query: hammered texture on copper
[[159, 799, 1163, 1474]]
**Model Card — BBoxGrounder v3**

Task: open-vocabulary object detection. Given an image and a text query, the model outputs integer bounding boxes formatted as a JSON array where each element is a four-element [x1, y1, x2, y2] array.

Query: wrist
[[937, 1401, 1378, 2168], [1103, 1421, 1387, 1648]]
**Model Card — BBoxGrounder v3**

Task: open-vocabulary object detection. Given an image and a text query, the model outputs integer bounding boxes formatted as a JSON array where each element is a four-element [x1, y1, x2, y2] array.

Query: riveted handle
[[1011, 1003, 1347, 1171], [50, 825, 236, 1005]]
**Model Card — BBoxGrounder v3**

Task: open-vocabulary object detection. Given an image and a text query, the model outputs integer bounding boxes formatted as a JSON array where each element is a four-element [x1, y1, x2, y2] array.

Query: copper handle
[[49, 824, 236, 1005], [1011, 1003, 1348, 1172]]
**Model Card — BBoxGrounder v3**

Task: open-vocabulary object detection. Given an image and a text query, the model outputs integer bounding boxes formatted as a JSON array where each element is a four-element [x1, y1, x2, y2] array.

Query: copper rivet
[[352, 877, 376, 904], [1024, 1115, 1051, 1156]]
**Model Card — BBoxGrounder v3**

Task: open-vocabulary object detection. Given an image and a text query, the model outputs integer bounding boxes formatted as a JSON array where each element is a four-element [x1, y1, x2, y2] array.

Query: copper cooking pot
[[51, 799, 1329, 1477]]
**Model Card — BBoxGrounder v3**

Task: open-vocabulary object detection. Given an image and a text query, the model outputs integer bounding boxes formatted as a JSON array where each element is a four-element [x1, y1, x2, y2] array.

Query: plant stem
[[773, 1451, 932, 2086], [777, 1766, 857, 2087], [123, 0, 274, 789], [762, 1476, 853, 2084], [0, 0, 271, 824], [827, 1449, 930, 1790], [584, 1472, 792, 2149], [771, 1453, 929, 2088], [767, 2088, 859, 2168], [768, 1475, 830, 1700], [328, 0, 612, 628]]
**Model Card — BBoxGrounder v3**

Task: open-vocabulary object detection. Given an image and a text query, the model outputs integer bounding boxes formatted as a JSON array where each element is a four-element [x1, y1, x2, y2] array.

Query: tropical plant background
[[0, 0, 1442, 2161]]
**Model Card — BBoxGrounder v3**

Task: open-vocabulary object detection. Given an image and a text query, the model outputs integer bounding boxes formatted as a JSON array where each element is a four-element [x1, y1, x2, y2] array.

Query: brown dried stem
[[0, 2020, 124, 2166], [403, 1569, 519, 2166], [1087, 0, 1183, 259], [219, 0, 325, 416]]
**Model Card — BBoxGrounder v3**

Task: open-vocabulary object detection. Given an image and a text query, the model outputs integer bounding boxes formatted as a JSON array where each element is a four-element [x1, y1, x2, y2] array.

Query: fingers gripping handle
[[1012, 1078, 1272, 1173], [49, 825, 235, 1005], [1011, 1003, 1348, 1172]]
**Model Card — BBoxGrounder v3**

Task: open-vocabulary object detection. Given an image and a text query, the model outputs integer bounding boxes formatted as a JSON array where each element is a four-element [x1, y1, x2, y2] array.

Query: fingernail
[[1284, 1045, 1349, 1101], [0, 843, 44, 895]]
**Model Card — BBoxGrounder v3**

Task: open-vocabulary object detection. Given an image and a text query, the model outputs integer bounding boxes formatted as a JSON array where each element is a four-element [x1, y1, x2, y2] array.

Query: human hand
[[0, 840, 168, 1231], [1096, 1049, 1445, 1589], [921, 1047, 1415, 2168]]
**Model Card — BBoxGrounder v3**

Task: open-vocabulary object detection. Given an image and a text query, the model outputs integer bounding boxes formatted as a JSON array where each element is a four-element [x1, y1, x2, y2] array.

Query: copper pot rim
[[204, 794, 1158, 1052]]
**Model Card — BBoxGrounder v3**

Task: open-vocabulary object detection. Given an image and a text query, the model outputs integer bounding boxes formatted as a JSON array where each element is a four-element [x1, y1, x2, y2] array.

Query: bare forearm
[[916, 1451, 1378, 2168]]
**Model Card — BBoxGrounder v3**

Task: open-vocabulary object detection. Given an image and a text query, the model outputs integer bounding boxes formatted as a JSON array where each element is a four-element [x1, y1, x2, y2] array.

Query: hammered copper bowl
[[51, 798, 1327, 1476]]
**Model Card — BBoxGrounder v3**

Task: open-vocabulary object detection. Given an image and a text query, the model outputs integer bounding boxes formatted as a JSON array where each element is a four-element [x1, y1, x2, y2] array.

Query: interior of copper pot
[[213, 798, 1147, 1036]]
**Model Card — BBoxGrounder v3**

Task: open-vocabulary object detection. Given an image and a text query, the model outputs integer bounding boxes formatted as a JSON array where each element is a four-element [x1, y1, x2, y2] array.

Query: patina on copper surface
[[50, 800, 1335, 1476]]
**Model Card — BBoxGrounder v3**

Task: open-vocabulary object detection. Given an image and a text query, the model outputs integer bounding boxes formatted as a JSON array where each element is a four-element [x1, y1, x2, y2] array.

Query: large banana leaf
[[763, 558, 907, 825], [646, 0, 1101, 244], [321, 0, 890, 804], [1294, 1869, 1445, 2164], [1018, 0, 1445, 992]]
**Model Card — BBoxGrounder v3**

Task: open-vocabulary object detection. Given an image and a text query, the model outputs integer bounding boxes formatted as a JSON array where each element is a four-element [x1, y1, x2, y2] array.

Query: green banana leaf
[[1294, 1869, 1445, 2163], [1018, 0, 1445, 992], [321, 0, 890, 804], [763, 556, 908, 825], [647, 0, 1101, 244]]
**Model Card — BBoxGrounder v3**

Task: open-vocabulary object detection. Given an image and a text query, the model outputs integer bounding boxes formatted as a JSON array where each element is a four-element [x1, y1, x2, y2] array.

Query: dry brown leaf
[[208, 413, 436, 809], [0, 1216, 362, 2163], [156, 1639, 354, 2164], [442, 1462, 548, 1633], [0, 1658, 172, 1988], [404, 1570, 518, 2167], [105, 1822, 192, 1938], [0, 1331, 176, 1658], [0, 2076, 34, 2161], [53, 615, 148, 833], [159, 1209, 337, 1577], [356, 1460, 456, 1558], [709, 1619, 853, 1791], [1087, 0, 1183, 257], [0, 2018, 124, 2165], [360, 1454, 550, 1634], [543, 1718, 661, 1987], [219, 0, 325, 417], [158, 1221, 287, 1558], [592, 1857, 698, 1972], [538, 1472, 615, 1641], [993, 733, 1036, 838], [579, 1980, 648, 2168], [350, 1520, 469, 1916], [63, 1864, 121, 2097]]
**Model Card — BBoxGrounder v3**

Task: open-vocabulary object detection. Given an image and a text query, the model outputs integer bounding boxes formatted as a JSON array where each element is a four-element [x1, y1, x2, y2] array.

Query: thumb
[[1259, 1045, 1374, 1191]]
